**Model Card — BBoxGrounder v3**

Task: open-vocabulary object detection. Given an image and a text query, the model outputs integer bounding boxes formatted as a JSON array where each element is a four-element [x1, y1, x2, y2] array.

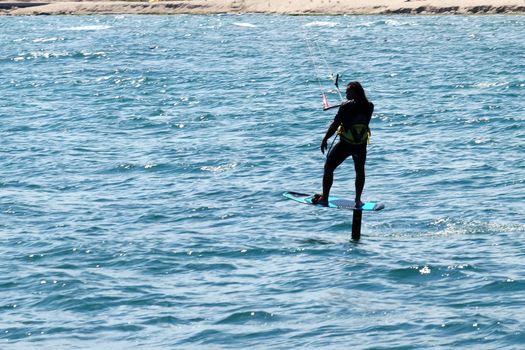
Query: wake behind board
[[282, 191, 384, 211]]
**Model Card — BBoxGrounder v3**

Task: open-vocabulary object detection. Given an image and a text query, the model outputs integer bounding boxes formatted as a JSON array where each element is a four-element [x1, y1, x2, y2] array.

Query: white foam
[[33, 37, 61, 43], [63, 25, 112, 31], [384, 19, 414, 27], [304, 21, 338, 28], [233, 22, 257, 28], [200, 163, 237, 173], [474, 82, 508, 88]]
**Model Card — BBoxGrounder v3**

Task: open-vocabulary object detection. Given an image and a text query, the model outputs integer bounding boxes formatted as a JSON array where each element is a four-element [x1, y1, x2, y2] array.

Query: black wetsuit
[[326, 100, 374, 170]]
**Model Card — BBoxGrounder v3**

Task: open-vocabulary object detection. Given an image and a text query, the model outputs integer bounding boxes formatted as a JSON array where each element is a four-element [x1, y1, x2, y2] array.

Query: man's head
[[346, 81, 366, 102]]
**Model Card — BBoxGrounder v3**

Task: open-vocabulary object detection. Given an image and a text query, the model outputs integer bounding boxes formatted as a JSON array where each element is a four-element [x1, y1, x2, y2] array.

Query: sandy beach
[[1, 0, 525, 15]]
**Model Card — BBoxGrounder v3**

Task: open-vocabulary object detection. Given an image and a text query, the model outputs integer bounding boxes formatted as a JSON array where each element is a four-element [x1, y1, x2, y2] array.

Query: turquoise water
[[1, 14, 524, 348]]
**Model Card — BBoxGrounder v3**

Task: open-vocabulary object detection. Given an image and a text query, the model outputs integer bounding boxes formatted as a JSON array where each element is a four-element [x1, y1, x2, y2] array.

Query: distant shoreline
[[2, 0, 525, 16]]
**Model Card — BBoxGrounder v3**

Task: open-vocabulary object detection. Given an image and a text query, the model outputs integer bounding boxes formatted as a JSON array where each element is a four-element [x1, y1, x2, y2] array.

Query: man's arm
[[320, 120, 339, 154]]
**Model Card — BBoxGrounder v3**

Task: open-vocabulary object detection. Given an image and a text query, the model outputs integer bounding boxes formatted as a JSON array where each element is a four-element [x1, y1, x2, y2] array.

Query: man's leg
[[352, 148, 367, 207], [321, 162, 335, 202], [314, 142, 349, 205]]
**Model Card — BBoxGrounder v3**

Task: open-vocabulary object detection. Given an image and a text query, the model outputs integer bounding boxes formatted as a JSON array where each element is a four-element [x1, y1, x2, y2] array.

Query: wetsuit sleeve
[[334, 105, 343, 124], [368, 102, 374, 124]]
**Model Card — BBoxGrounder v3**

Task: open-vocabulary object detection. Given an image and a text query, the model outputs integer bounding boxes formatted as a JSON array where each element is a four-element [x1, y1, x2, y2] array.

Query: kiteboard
[[282, 191, 384, 211]]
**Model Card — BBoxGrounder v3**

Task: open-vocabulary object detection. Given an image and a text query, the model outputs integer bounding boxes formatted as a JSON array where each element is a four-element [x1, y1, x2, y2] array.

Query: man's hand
[[320, 138, 328, 154]]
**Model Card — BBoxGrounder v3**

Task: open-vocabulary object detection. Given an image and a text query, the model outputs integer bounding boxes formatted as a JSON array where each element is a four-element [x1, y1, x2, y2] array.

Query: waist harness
[[336, 123, 370, 145]]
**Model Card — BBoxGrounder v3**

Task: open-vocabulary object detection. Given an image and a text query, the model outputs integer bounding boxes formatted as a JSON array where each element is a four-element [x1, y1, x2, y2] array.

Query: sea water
[[0, 14, 524, 349]]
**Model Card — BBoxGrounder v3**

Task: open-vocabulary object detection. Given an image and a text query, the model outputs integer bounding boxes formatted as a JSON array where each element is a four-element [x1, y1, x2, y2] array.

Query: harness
[[336, 123, 370, 145]]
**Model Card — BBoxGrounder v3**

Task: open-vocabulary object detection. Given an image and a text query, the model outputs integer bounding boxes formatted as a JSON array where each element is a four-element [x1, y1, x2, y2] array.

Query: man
[[312, 81, 374, 208]]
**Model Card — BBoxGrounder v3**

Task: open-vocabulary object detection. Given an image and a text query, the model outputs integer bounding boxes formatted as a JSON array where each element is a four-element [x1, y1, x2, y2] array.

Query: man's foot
[[355, 199, 364, 208], [312, 193, 328, 206]]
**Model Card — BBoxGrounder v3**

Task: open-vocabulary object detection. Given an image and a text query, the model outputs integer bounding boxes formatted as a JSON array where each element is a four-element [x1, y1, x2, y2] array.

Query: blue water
[[1, 14, 524, 349]]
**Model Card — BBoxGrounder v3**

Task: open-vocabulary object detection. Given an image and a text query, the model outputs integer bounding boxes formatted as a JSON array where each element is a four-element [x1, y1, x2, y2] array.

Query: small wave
[[301, 237, 334, 245], [17, 51, 70, 60], [477, 279, 525, 293], [304, 21, 338, 28], [471, 137, 493, 145], [196, 113, 217, 122], [465, 117, 490, 124], [215, 310, 278, 325], [142, 315, 184, 326], [81, 51, 107, 58], [473, 81, 509, 89], [183, 262, 237, 272], [62, 25, 112, 31], [375, 218, 525, 240], [387, 264, 472, 284], [429, 218, 525, 237], [12, 50, 106, 61], [390, 265, 432, 278], [384, 19, 416, 27], [104, 162, 170, 173], [182, 329, 229, 344], [200, 163, 237, 173], [32, 37, 63, 43], [116, 163, 136, 171], [233, 22, 257, 28], [136, 213, 171, 224]]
